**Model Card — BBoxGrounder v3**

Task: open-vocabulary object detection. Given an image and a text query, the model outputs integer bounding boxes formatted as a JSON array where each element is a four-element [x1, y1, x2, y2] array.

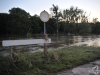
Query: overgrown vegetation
[[0, 46, 100, 75], [0, 6, 100, 35]]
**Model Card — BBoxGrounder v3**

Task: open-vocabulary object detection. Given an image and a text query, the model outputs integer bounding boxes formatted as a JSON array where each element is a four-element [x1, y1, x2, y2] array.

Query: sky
[[0, 0, 100, 21]]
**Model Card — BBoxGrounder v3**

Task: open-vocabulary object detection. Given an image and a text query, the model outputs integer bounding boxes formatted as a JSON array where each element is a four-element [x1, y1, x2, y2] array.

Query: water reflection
[[50, 35, 100, 49], [0, 35, 100, 56], [71, 38, 100, 47]]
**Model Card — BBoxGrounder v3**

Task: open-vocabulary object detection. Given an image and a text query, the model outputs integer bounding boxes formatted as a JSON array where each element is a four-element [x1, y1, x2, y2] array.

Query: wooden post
[[44, 34, 49, 59], [10, 46, 14, 63], [9, 37, 13, 61], [10, 46, 18, 67]]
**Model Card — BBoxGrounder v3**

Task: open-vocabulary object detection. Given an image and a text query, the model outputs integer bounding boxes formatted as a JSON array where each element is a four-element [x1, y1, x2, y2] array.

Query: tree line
[[0, 5, 100, 36]]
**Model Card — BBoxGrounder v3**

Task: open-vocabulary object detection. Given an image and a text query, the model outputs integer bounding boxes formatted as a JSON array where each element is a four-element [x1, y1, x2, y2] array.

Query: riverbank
[[0, 46, 100, 75]]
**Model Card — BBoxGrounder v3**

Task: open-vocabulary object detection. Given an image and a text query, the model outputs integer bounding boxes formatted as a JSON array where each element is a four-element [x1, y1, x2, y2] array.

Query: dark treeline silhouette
[[0, 5, 100, 36]]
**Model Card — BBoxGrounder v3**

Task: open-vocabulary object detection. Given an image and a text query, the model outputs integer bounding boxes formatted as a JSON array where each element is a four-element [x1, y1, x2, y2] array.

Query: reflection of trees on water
[[57, 35, 100, 47], [63, 35, 99, 46], [1, 35, 100, 56], [66, 36, 83, 45], [1, 35, 100, 48]]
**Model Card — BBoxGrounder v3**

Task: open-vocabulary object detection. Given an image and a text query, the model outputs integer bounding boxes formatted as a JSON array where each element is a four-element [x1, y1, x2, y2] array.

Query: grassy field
[[0, 46, 100, 75]]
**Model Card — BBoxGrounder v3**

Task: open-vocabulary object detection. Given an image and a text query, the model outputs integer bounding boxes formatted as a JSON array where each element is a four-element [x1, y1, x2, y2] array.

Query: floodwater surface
[[0, 35, 100, 56]]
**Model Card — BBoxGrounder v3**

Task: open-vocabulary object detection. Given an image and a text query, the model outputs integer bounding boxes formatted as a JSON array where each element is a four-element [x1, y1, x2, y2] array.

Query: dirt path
[[57, 60, 100, 75]]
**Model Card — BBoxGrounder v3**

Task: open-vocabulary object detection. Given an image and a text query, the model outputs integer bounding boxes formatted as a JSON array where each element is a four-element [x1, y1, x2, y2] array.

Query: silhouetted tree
[[30, 15, 40, 34], [7, 7, 32, 35], [0, 13, 9, 35], [50, 4, 59, 34]]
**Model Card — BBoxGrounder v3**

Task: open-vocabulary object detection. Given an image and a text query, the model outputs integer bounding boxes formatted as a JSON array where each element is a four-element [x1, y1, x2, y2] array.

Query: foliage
[[92, 22, 100, 34], [0, 6, 100, 35], [47, 18, 56, 34], [50, 4, 60, 34], [0, 13, 9, 35], [62, 6, 83, 23], [30, 15, 41, 34], [7, 7, 32, 35], [58, 21, 65, 33], [0, 46, 100, 75], [78, 23, 91, 34]]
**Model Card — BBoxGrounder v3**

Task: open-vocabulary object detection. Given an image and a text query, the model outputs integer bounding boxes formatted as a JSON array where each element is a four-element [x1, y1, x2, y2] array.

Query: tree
[[62, 6, 83, 23], [47, 18, 56, 34], [58, 21, 65, 33], [92, 18, 98, 24], [79, 12, 89, 23], [0, 13, 9, 35], [7, 7, 32, 35], [78, 23, 91, 34], [61, 6, 92, 35], [30, 15, 40, 34], [92, 22, 100, 34], [50, 4, 59, 34]]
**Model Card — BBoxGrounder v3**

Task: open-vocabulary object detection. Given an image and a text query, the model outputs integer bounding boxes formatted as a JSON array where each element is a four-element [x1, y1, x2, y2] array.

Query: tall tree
[[47, 18, 56, 34], [78, 23, 91, 34], [0, 13, 9, 35], [92, 18, 98, 24], [50, 4, 59, 34], [62, 6, 83, 23], [30, 15, 40, 34], [7, 7, 32, 35]]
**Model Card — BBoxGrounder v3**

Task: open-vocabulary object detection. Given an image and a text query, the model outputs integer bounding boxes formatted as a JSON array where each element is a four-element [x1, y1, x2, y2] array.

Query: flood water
[[0, 35, 100, 56]]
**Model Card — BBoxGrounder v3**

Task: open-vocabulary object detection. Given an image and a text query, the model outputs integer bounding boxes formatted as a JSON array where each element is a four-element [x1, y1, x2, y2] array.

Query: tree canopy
[[0, 6, 100, 36]]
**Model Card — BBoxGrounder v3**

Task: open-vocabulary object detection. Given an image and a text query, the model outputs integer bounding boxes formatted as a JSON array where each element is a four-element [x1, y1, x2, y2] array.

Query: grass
[[0, 46, 100, 75]]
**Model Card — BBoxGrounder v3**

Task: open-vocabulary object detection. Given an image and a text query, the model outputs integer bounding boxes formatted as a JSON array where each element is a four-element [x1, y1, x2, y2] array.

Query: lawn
[[0, 46, 100, 75]]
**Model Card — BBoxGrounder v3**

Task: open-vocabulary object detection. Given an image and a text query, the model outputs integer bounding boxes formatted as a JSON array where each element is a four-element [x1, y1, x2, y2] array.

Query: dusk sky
[[0, 0, 100, 21]]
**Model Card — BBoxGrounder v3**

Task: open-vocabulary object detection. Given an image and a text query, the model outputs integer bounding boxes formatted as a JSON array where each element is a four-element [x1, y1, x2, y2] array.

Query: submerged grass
[[0, 46, 100, 75]]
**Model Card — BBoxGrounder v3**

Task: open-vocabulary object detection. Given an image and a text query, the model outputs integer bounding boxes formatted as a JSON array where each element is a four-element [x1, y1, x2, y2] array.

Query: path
[[57, 60, 100, 75]]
